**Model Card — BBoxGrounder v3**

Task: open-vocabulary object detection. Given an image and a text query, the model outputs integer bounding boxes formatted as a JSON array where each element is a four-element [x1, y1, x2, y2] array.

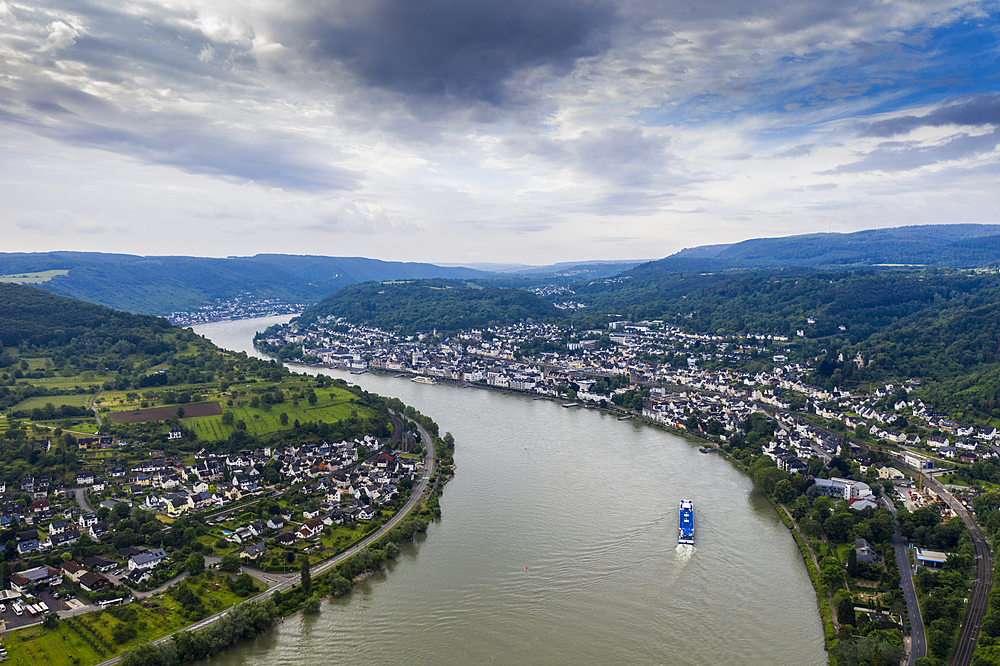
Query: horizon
[[4, 222, 998, 268]]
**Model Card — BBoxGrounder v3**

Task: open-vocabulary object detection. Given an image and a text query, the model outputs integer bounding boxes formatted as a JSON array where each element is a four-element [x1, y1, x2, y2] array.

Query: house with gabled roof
[[242, 541, 267, 561], [128, 548, 167, 571]]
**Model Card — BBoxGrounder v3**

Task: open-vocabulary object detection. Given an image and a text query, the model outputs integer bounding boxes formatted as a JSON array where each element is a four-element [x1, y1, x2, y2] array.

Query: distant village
[[167, 295, 307, 326]]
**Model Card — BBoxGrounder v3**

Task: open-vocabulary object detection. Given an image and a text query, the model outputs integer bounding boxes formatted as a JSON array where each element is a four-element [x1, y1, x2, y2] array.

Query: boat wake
[[675, 543, 696, 565]]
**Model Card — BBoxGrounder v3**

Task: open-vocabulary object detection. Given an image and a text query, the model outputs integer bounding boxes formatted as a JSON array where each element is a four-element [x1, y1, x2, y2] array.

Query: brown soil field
[[110, 401, 223, 423]]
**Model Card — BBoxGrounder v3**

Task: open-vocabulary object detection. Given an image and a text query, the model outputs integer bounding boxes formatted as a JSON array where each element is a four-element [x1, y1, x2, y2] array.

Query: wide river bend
[[193, 316, 826, 666]]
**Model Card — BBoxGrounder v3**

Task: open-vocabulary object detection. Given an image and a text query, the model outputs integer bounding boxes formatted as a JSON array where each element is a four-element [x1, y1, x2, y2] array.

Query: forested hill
[[568, 270, 996, 341], [0, 252, 491, 315], [645, 224, 1000, 272], [0, 282, 284, 411], [0, 282, 174, 351], [298, 280, 562, 333]]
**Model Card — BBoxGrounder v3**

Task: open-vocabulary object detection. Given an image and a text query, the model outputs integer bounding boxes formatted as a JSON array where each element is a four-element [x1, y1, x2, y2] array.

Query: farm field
[[187, 388, 369, 440], [109, 401, 223, 423], [12, 376, 104, 391], [0, 270, 69, 284], [83, 377, 374, 442], [13, 393, 94, 411]]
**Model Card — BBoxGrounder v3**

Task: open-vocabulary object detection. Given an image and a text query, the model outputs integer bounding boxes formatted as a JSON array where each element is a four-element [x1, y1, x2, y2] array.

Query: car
[[0, 604, 6, 612], [53, 593, 60, 599]]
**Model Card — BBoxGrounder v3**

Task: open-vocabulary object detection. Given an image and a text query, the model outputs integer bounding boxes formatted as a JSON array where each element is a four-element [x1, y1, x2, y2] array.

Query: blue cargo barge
[[678, 499, 694, 545]]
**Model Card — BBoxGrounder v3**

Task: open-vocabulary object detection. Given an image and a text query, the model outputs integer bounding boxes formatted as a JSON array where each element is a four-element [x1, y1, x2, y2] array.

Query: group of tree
[[296, 280, 561, 335], [119, 598, 279, 666]]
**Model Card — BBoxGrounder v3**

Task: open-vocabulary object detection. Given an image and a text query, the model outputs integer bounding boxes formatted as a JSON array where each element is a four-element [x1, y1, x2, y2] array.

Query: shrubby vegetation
[[119, 599, 279, 666]]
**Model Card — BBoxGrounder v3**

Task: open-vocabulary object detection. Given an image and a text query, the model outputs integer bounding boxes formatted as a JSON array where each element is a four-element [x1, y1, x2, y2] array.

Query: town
[[258, 316, 999, 472], [256, 314, 1000, 662]]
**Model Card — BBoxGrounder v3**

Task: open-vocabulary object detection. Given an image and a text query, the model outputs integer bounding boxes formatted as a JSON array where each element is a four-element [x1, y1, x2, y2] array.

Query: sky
[[1, 0, 999, 265]]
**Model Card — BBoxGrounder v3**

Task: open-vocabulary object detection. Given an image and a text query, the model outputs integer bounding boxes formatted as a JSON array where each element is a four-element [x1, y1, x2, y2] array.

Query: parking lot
[[0, 588, 69, 632]]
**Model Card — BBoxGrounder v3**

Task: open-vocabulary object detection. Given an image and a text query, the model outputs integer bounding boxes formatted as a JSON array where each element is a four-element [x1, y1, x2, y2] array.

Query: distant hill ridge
[[651, 224, 1000, 272], [0, 252, 492, 316], [4, 224, 999, 317]]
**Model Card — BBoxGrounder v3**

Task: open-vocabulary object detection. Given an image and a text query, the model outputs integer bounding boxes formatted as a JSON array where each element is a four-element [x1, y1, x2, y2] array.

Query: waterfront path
[[781, 506, 839, 634], [92, 412, 436, 666]]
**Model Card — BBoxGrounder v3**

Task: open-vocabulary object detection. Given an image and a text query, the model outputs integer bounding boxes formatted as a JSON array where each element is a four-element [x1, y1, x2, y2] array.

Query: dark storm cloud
[[857, 94, 1000, 137], [267, 0, 617, 105]]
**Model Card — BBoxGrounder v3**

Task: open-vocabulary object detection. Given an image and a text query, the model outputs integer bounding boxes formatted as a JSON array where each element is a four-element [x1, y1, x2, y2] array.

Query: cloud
[[857, 95, 1000, 137], [830, 128, 1000, 174], [2, 0, 1000, 263], [304, 199, 421, 236], [40, 20, 79, 52], [0, 78, 359, 191], [774, 143, 814, 158], [263, 0, 617, 106]]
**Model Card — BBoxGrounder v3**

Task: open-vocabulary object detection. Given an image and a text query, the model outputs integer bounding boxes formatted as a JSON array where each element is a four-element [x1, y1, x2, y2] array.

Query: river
[[193, 316, 827, 666]]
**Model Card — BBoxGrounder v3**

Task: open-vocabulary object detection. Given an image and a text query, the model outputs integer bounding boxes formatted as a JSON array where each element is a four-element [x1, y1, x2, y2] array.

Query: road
[[92, 410, 436, 666], [73, 487, 95, 514], [885, 492, 926, 666], [916, 474, 993, 666], [91, 389, 104, 427]]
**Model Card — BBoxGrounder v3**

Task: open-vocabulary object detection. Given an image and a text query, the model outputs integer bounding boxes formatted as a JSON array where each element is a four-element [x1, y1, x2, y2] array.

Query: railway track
[[917, 474, 993, 666]]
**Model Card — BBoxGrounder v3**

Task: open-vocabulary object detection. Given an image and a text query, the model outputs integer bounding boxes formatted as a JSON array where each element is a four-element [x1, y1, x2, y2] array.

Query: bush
[[219, 553, 242, 572], [113, 622, 138, 644], [227, 572, 258, 597]]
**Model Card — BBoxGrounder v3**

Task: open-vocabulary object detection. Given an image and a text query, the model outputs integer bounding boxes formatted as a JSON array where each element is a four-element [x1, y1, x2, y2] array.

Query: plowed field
[[110, 401, 223, 423]]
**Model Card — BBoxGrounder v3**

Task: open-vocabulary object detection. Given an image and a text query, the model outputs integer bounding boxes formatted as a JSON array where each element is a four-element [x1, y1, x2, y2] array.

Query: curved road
[[73, 487, 96, 514], [94, 411, 436, 666]]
